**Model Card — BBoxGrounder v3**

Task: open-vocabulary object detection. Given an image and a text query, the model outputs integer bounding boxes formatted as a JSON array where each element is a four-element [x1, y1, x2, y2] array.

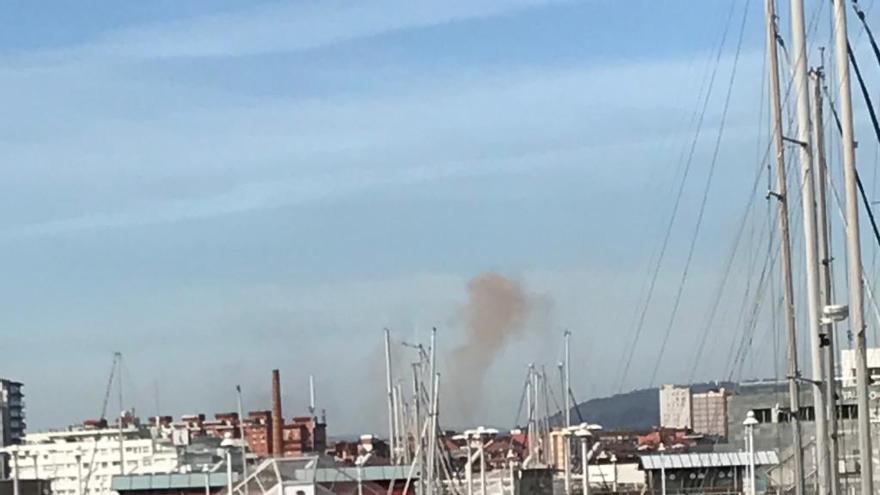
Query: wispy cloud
[[55, 0, 566, 59], [0, 46, 762, 239]]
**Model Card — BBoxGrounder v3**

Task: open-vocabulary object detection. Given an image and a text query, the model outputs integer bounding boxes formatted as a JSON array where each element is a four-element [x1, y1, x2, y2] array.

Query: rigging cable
[[614, 0, 740, 392], [824, 43, 880, 249], [822, 73, 880, 343], [648, 0, 752, 385]]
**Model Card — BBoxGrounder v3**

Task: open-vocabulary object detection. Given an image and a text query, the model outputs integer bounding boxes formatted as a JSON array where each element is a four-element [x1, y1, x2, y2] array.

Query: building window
[[800, 407, 815, 421], [775, 408, 792, 423], [839, 404, 858, 420], [753, 409, 773, 423]]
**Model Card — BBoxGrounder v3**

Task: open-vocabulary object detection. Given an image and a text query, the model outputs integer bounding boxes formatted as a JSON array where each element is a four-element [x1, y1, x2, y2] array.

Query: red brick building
[[159, 411, 326, 458]]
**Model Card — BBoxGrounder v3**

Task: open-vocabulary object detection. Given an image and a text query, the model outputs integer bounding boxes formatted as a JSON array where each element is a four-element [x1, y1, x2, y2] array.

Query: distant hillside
[[569, 388, 659, 430], [564, 381, 735, 431]]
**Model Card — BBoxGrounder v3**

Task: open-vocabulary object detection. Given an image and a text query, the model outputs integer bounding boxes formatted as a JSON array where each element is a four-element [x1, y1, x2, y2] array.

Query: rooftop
[[111, 473, 229, 491], [640, 451, 779, 470]]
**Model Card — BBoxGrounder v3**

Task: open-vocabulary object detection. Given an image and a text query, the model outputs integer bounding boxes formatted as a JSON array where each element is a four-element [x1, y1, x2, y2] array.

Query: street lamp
[[563, 423, 602, 495], [10, 446, 19, 495], [560, 428, 574, 495], [453, 433, 475, 495], [743, 410, 759, 495], [73, 450, 83, 495], [354, 451, 372, 495], [464, 427, 498, 495], [610, 454, 618, 493], [505, 450, 517, 495], [572, 427, 593, 495], [657, 443, 667, 495], [220, 435, 239, 495]]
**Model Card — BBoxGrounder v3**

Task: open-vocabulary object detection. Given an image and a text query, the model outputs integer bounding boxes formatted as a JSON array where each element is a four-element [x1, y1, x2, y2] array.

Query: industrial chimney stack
[[271, 369, 283, 457]]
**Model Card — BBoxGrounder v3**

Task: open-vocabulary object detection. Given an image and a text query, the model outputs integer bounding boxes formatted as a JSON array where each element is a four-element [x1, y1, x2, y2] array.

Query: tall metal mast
[[810, 66, 840, 495], [830, 1, 874, 493], [564, 330, 572, 429], [412, 362, 424, 495], [426, 328, 438, 494], [426, 373, 440, 495], [384, 328, 396, 464], [308, 375, 316, 417], [790, 0, 830, 491], [235, 385, 249, 495], [116, 352, 125, 476], [766, 2, 805, 493], [532, 366, 540, 463], [526, 364, 535, 463]]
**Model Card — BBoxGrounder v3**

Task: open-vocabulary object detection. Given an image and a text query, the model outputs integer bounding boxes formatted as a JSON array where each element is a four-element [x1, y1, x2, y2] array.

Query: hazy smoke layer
[[449, 272, 531, 421]]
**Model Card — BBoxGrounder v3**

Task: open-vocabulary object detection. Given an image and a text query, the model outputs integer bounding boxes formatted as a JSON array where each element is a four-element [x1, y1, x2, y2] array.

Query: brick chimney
[[271, 369, 283, 456]]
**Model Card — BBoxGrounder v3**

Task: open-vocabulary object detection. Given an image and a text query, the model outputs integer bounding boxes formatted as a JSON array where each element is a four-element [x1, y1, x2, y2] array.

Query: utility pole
[[766, 2, 806, 494], [790, 0, 830, 491], [810, 66, 840, 495], [384, 328, 396, 465], [831, 1, 874, 493]]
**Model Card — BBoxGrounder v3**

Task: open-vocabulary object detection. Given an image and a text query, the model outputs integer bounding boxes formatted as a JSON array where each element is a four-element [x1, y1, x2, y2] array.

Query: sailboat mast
[[830, 0, 874, 493], [235, 385, 249, 495], [564, 330, 571, 429], [810, 66, 840, 495], [412, 362, 425, 495], [765, 2, 805, 493], [384, 328, 396, 464], [789, 0, 830, 491]]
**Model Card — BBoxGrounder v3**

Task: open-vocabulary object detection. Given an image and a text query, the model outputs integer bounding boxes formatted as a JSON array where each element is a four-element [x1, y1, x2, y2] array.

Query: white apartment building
[[659, 384, 692, 430], [2, 426, 180, 495]]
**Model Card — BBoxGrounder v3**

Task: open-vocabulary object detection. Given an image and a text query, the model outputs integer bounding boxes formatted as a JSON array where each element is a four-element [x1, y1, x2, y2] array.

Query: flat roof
[[310, 465, 415, 483], [111, 473, 228, 491], [641, 451, 779, 470]]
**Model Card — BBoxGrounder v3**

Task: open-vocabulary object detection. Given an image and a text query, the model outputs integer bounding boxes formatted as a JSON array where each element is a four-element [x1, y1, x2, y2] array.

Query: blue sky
[[4, 0, 879, 434]]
